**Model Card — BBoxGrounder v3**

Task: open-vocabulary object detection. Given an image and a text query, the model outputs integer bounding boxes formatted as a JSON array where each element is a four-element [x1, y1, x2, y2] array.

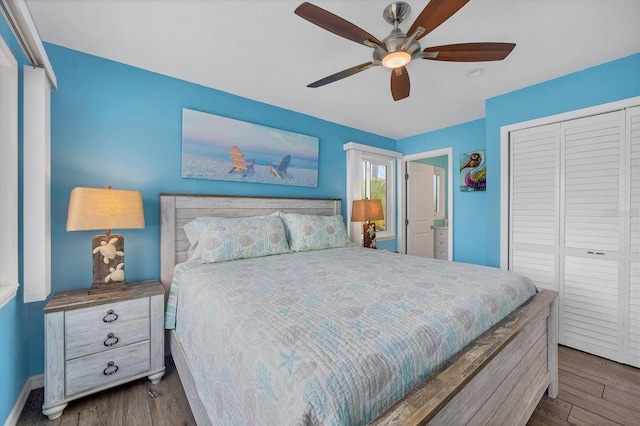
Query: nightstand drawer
[[435, 247, 448, 259], [65, 298, 149, 335], [65, 318, 150, 360], [65, 340, 150, 396], [435, 238, 448, 248], [435, 228, 447, 239]]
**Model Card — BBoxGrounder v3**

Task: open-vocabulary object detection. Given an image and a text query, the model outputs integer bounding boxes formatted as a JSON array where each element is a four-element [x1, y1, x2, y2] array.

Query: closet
[[507, 104, 639, 367]]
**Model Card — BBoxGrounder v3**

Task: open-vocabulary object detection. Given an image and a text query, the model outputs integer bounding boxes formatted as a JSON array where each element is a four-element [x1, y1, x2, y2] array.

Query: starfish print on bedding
[[278, 349, 303, 376]]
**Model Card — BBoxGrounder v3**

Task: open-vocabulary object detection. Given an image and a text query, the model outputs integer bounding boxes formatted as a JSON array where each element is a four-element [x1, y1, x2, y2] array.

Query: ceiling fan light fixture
[[381, 50, 411, 69]]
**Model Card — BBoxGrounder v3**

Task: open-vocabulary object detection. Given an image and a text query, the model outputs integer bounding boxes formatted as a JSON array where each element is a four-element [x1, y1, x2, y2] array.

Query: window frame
[[360, 152, 392, 234], [344, 142, 401, 243], [0, 33, 19, 309], [434, 166, 446, 220]]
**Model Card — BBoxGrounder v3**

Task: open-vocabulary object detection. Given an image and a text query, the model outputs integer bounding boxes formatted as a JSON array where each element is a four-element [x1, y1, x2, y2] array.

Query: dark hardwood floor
[[528, 346, 640, 426], [17, 346, 640, 425], [17, 356, 196, 426]]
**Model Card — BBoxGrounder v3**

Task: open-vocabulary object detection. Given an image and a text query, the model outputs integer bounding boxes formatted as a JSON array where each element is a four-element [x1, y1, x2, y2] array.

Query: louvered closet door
[[560, 111, 626, 363], [509, 123, 559, 291], [627, 106, 640, 367]]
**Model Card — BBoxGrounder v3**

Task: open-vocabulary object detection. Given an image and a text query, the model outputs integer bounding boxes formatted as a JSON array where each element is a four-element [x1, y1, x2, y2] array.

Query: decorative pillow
[[184, 212, 282, 262], [184, 219, 203, 261], [281, 213, 351, 252], [187, 215, 290, 263]]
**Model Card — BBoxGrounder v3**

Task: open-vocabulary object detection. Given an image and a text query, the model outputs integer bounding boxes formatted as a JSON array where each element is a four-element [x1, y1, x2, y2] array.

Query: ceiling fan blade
[[390, 66, 410, 101], [308, 62, 374, 88], [295, 2, 382, 46], [422, 42, 516, 61], [408, 0, 470, 40]]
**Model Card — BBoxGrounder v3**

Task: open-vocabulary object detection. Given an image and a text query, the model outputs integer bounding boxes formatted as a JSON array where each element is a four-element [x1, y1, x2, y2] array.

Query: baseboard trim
[[4, 374, 44, 426]]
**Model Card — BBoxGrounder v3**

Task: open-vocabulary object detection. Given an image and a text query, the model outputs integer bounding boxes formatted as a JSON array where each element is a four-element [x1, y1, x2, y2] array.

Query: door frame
[[397, 147, 453, 259]]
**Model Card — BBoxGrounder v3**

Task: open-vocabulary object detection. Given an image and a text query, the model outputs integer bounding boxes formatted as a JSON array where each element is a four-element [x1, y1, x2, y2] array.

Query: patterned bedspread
[[166, 247, 536, 425]]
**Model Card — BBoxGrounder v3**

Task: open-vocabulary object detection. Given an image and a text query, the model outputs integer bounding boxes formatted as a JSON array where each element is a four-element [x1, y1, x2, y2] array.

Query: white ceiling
[[25, 0, 640, 140]]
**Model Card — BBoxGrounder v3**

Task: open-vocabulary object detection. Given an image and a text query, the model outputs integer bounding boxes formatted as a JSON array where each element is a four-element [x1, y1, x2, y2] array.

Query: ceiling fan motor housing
[[383, 2, 411, 25], [373, 27, 422, 64]]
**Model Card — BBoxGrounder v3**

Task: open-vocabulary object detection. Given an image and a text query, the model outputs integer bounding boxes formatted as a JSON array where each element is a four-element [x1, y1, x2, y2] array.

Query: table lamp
[[66, 186, 145, 294], [351, 198, 384, 249]]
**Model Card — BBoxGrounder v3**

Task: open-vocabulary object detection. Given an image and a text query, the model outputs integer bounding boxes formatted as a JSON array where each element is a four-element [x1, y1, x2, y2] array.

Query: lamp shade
[[66, 187, 145, 232], [351, 199, 384, 222]]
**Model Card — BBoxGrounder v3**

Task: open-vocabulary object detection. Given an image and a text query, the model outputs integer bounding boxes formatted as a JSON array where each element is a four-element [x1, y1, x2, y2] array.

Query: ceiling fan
[[295, 0, 515, 101]]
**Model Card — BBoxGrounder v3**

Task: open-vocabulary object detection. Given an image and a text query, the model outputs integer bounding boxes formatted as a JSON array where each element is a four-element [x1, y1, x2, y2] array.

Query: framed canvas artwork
[[460, 150, 486, 192], [181, 109, 319, 187]]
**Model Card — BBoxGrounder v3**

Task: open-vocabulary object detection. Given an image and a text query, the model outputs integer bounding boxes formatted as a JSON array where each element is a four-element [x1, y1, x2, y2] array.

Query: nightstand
[[42, 280, 165, 420], [434, 227, 449, 260]]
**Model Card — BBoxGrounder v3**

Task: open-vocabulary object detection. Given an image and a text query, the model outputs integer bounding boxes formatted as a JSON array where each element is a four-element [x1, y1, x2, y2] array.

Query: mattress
[[165, 247, 537, 425]]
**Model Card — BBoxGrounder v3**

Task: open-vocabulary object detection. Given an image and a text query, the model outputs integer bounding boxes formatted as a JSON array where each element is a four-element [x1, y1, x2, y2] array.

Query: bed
[[160, 194, 558, 425]]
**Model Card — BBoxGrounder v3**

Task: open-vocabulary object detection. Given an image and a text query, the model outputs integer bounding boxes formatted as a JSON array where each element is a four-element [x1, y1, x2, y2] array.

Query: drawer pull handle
[[103, 310, 119, 323], [103, 333, 119, 347], [103, 361, 119, 376]]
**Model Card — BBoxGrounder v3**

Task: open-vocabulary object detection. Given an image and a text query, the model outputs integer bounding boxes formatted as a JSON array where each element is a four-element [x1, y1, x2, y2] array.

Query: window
[[433, 167, 445, 220], [0, 33, 19, 309], [361, 154, 389, 232], [344, 142, 401, 243]]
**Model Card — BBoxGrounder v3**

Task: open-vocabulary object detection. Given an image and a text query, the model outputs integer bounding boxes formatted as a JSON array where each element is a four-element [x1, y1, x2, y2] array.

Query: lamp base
[[362, 222, 377, 249], [90, 233, 127, 294]]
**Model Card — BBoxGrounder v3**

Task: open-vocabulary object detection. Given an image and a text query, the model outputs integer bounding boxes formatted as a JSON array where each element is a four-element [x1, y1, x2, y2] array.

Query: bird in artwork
[[460, 152, 486, 190]]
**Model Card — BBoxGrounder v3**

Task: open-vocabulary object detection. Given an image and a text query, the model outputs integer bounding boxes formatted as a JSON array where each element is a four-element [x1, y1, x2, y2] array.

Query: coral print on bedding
[[165, 246, 537, 425]]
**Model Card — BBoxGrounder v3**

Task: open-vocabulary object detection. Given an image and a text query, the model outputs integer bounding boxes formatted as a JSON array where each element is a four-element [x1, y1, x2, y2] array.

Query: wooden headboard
[[159, 194, 342, 296]]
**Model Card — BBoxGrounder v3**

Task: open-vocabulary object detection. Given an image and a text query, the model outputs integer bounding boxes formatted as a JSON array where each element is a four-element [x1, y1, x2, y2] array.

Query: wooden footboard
[[371, 289, 558, 426]]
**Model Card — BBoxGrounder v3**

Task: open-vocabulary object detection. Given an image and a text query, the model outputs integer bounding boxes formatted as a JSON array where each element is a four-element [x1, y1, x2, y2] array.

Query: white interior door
[[509, 123, 560, 292], [507, 101, 639, 367], [560, 110, 625, 363], [406, 162, 434, 257], [626, 105, 639, 367]]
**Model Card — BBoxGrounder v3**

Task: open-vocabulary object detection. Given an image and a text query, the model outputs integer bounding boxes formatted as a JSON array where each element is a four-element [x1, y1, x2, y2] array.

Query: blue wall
[[20, 44, 395, 379], [0, 17, 29, 424], [398, 119, 487, 264]]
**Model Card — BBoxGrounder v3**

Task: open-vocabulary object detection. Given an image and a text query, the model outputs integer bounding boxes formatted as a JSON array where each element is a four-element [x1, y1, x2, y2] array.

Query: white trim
[[398, 148, 453, 259], [4, 374, 44, 426], [344, 143, 401, 244], [499, 96, 640, 270], [343, 142, 403, 158], [0, 286, 19, 310], [0, 32, 19, 309], [0, 0, 57, 89]]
